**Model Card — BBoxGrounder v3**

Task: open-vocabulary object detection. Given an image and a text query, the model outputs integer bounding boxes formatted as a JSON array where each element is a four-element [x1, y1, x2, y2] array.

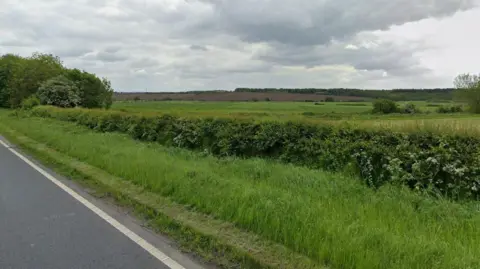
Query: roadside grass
[[1, 114, 480, 269], [0, 124, 318, 269]]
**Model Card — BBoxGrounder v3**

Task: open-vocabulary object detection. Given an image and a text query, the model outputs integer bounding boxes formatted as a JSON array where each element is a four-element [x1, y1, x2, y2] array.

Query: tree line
[[234, 88, 455, 101], [0, 53, 113, 109]]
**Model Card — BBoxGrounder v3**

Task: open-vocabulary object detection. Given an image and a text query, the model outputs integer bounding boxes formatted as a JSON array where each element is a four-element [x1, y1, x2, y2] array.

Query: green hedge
[[31, 106, 480, 199]]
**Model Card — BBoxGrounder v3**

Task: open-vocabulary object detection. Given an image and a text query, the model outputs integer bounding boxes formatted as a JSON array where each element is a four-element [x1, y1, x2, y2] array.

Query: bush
[[21, 95, 40, 110], [436, 105, 463, 113], [31, 106, 480, 200], [401, 103, 421, 114], [372, 99, 398, 114], [325, 97, 335, 102], [37, 76, 80, 108]]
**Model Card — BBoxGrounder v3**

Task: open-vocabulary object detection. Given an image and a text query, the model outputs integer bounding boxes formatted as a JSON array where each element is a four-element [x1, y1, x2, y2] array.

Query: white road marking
[[0, 139, 185, 269]]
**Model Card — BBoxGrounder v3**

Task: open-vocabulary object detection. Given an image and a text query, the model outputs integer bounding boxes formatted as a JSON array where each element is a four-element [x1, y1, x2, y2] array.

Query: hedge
[[30, 106, 480, 199]]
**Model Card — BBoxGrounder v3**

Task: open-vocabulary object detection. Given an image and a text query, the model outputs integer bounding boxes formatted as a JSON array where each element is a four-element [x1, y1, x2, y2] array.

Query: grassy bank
[[0, 113, 479, 269]]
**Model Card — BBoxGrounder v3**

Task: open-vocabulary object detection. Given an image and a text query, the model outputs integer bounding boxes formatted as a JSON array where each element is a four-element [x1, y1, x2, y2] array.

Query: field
[[113, 91, 367, 102], [1, 99, 480, 269], [112, 101, 480, 136]]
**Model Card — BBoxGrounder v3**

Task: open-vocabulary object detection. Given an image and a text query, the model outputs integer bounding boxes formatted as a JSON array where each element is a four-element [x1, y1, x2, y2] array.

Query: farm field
[[113, 100, 445, 114], [113, 91, 368, 102], [112, 101, 480, 136], [0, 112, 479, 269]]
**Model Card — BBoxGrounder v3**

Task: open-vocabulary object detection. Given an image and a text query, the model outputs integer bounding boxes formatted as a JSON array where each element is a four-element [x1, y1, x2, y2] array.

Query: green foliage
[[454, 73, 480, 113], [0, 52, 113, 109], [324, 97, 335, 102], [6, 53, 64, 108], [400, 103, 421, 114], [65, 69, 114, 109], [37, 76, 80, 108], [436, 105, 463, 114], [372, 99, 398, 114], [21, 95, 40, 110], [3, 115, 480, 269], [31, 106, 480, 200]]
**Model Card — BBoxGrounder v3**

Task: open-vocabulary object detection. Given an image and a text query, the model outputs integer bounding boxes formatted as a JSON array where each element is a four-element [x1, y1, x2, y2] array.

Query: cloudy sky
[[1, 0, 479, 91]]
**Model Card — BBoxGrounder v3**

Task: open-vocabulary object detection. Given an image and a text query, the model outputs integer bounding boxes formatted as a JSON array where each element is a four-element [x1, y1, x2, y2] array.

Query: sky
[[1, 0, 479, 92]]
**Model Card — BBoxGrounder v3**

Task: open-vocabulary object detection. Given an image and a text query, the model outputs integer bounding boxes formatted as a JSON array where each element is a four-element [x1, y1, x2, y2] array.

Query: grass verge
[[0, 119, 320, 269], [1, 113, 480, 269]]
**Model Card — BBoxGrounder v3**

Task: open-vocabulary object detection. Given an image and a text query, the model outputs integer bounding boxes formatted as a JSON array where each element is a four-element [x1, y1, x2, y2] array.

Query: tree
[[65, 69, 114, 109], [0, 54, 24, 108], [2, 53, 64, 108], [101, 77, 114, 109], [454, 73, 480, 113], [37, 76, 80, 108], [0, 53, 113, 109], [372, 99, 398, 114]]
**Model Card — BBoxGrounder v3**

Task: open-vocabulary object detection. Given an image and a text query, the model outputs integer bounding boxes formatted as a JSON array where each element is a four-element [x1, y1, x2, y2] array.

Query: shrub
[[372, 99, 398, 114], [21, 95, 40, 110], [436, 105, 463, 113], [37, 76, 80, 108], [314, 102, 325, 106], [31, 106, 480, 200], [325, 97, 335, 102], [401, 103, 421, 114]]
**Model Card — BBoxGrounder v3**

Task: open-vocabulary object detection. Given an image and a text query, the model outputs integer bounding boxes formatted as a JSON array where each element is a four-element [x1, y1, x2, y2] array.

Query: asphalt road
[[0, 142, 181, 269]]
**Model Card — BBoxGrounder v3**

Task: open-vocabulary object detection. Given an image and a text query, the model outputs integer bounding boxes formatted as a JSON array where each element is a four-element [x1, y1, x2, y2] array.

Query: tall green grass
[[1, 115, 480, 269]]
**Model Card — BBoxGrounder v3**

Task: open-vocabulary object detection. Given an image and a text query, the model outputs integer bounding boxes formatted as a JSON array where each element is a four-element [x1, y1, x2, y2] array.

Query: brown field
[[114, 92, 367, 102]]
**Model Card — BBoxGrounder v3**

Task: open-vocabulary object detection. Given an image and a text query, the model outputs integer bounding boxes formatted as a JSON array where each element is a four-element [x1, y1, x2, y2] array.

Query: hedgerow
[[31, 106, 480, 199]]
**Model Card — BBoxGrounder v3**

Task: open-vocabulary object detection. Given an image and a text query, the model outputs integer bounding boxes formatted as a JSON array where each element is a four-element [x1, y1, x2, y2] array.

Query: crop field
[[113, 100, 445, 114], [112, 101, 480, 136]]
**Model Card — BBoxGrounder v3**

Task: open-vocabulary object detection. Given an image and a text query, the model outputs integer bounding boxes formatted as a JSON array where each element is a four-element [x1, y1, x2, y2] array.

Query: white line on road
[[0, 139, 185, 269]]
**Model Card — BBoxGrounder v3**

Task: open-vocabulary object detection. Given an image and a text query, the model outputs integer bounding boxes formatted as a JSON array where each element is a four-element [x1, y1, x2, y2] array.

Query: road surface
[[0, 138, 200, 269]]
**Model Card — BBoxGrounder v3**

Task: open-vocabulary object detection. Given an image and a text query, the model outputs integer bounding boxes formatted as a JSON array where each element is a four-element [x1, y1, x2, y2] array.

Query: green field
[[112, 101, 480, 136], [113, 100, 450, 115], [1, 112, 479, 269]]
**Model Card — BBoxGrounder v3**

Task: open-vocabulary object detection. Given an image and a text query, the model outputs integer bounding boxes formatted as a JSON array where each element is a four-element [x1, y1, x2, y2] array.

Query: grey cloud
[[255, 35, 431, 76], [95, 51, 129, 62], [190, 45, 209, 51], [1, 0, 478, 91], [52, 48, 92, 58], [130, 57, 160, 68], [195, 0, 475, 46]]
